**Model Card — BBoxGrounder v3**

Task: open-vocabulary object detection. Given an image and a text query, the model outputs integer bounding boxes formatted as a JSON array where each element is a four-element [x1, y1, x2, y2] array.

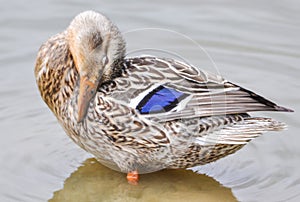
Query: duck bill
[[77, 76, 98, 123]]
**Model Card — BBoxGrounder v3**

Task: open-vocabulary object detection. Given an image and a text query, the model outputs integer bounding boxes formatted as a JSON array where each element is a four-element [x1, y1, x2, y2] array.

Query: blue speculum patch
[[136, 85, 189, 114]]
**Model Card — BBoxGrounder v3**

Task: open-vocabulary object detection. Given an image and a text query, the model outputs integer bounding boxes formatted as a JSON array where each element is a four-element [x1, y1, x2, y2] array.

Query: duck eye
[[102, 56, 109, 66]]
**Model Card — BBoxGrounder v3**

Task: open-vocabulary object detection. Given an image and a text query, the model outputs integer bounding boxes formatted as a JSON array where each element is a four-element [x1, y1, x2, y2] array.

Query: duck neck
[[35, 33, 78, 118]]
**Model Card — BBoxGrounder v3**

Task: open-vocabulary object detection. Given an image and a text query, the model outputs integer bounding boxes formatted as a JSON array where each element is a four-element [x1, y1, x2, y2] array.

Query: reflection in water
[[50, 158, 236, 202]]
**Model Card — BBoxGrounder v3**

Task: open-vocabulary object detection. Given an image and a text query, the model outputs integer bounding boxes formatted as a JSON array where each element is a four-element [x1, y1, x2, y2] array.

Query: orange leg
[[127, 170, 139, 185]]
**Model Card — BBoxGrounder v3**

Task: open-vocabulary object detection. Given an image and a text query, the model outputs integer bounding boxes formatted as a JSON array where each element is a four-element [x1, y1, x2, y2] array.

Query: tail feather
[[195, 117, 286, 145]]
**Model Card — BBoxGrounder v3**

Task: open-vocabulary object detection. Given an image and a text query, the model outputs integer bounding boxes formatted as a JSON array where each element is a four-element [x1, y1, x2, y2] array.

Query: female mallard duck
[[35, 10, 292, 184]]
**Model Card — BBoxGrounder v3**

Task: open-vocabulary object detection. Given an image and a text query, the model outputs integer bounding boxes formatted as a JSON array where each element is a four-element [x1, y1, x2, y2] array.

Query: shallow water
[[1, 0, 300, 201], [49, 158, 237, 202]]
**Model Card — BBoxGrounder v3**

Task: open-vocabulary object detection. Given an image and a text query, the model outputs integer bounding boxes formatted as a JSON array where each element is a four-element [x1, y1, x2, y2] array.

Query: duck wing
[[116, 56, 292, 123]]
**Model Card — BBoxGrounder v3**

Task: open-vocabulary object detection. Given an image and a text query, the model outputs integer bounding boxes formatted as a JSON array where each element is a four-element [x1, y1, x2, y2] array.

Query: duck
[[34, 10, 293, 185]]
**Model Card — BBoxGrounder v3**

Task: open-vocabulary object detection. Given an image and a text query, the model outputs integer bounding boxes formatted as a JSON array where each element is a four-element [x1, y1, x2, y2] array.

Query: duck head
[[66, 11, 126, 123]]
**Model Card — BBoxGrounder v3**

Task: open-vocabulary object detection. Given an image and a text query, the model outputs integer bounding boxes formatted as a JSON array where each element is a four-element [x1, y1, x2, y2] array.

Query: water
[[1, 0, 300, 201]]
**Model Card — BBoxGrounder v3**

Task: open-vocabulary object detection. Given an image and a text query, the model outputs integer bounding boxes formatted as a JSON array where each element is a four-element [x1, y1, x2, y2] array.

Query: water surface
[[1, 0, 300, 201]]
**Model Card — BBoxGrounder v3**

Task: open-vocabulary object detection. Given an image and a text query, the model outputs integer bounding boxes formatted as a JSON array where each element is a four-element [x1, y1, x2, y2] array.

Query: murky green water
[[1, 0, 300, 201], [49, 159, 237, 202]]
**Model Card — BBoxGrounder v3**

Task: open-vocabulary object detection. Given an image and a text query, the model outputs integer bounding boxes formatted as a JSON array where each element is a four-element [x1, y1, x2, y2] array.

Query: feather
[[195, 117, 287, 145], [118, 56, 292, 123], [136, 85, 189, 114]]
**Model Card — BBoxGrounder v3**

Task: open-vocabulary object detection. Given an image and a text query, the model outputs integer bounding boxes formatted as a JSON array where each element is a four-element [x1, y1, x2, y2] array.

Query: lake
[[1, 0, 300, 201]]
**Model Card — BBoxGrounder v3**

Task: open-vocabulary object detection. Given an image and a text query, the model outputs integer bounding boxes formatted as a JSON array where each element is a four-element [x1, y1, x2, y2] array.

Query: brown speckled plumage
[[35, 11, 292, 176]]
